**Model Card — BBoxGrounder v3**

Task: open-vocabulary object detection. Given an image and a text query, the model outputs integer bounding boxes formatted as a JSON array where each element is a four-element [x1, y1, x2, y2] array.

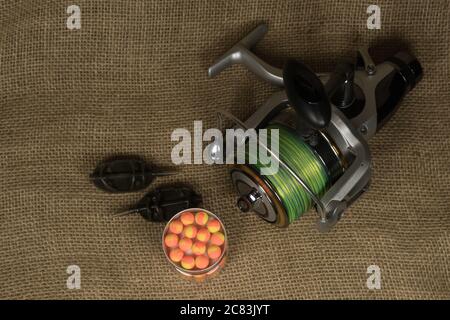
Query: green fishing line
[[248, 124, 330, 223]]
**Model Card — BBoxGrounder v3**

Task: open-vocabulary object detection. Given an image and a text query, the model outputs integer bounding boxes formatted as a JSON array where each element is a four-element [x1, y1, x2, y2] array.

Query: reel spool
[[232, 122, 342, 227], [209, 24, 422, 231]]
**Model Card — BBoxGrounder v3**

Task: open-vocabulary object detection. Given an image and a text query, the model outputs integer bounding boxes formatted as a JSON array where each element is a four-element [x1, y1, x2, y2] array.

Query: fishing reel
[[208, 24, 422, 231]]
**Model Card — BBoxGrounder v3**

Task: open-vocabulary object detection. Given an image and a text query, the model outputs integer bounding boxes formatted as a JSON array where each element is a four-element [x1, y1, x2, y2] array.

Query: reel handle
[[208, 24, 284, 87], [283, 60, 332, 130]]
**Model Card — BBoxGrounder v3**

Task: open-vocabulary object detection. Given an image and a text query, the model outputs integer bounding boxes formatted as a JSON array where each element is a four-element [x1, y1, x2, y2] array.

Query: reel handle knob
[[283, 60, 331, 130]]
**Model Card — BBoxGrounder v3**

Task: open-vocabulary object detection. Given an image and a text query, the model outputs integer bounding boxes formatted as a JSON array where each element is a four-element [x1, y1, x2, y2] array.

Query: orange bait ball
[[206, 219, 221, 233], [183, 225, 197, 239], [164, 233, 179, 248], [195, 255, 210, 269], [181, 255, 195, 270], [169, 248, 184, 263], [169, 219, 184, 234], [180, 212, 195, 225], [178, 238, 193, 252], [210, 232, 225, 246], [195, 211, 209, 226], [207, 245, 222, 260], [196, 228, 211, 242], [192, 241, 206, 255]]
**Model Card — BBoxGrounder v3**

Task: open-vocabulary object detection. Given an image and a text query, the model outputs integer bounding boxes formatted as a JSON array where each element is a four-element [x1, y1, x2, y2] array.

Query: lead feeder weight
[[115, 186, 202, 222], [90, 157, 176, 193], [208, 24, 422, 232]]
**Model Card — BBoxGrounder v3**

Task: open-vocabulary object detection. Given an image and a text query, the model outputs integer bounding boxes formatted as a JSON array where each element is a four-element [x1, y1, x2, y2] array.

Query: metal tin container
[[162, 208, 227, 282]]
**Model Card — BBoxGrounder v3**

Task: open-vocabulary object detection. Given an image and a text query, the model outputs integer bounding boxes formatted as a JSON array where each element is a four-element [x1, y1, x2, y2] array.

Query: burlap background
[[0, 0, 449, 299]]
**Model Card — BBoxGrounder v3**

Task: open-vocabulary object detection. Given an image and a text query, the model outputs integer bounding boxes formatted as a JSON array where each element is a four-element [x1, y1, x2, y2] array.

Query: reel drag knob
[[316, 200, 347, 233], [283, 60, 331, 131], [237, 189, 262, 213], [231, 166, 289, 227]]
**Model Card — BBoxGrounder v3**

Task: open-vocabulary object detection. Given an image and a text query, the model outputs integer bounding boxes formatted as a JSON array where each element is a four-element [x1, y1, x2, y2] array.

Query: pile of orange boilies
[[163, 211, 225, 271]]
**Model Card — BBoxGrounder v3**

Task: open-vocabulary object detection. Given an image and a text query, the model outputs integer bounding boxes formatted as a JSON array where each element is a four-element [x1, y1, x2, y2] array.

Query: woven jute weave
[[0, 0, 449, 299]]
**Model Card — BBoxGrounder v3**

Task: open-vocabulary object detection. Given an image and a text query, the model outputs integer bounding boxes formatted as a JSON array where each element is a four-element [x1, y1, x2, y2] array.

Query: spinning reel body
[[208, 24, 422, 231]]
